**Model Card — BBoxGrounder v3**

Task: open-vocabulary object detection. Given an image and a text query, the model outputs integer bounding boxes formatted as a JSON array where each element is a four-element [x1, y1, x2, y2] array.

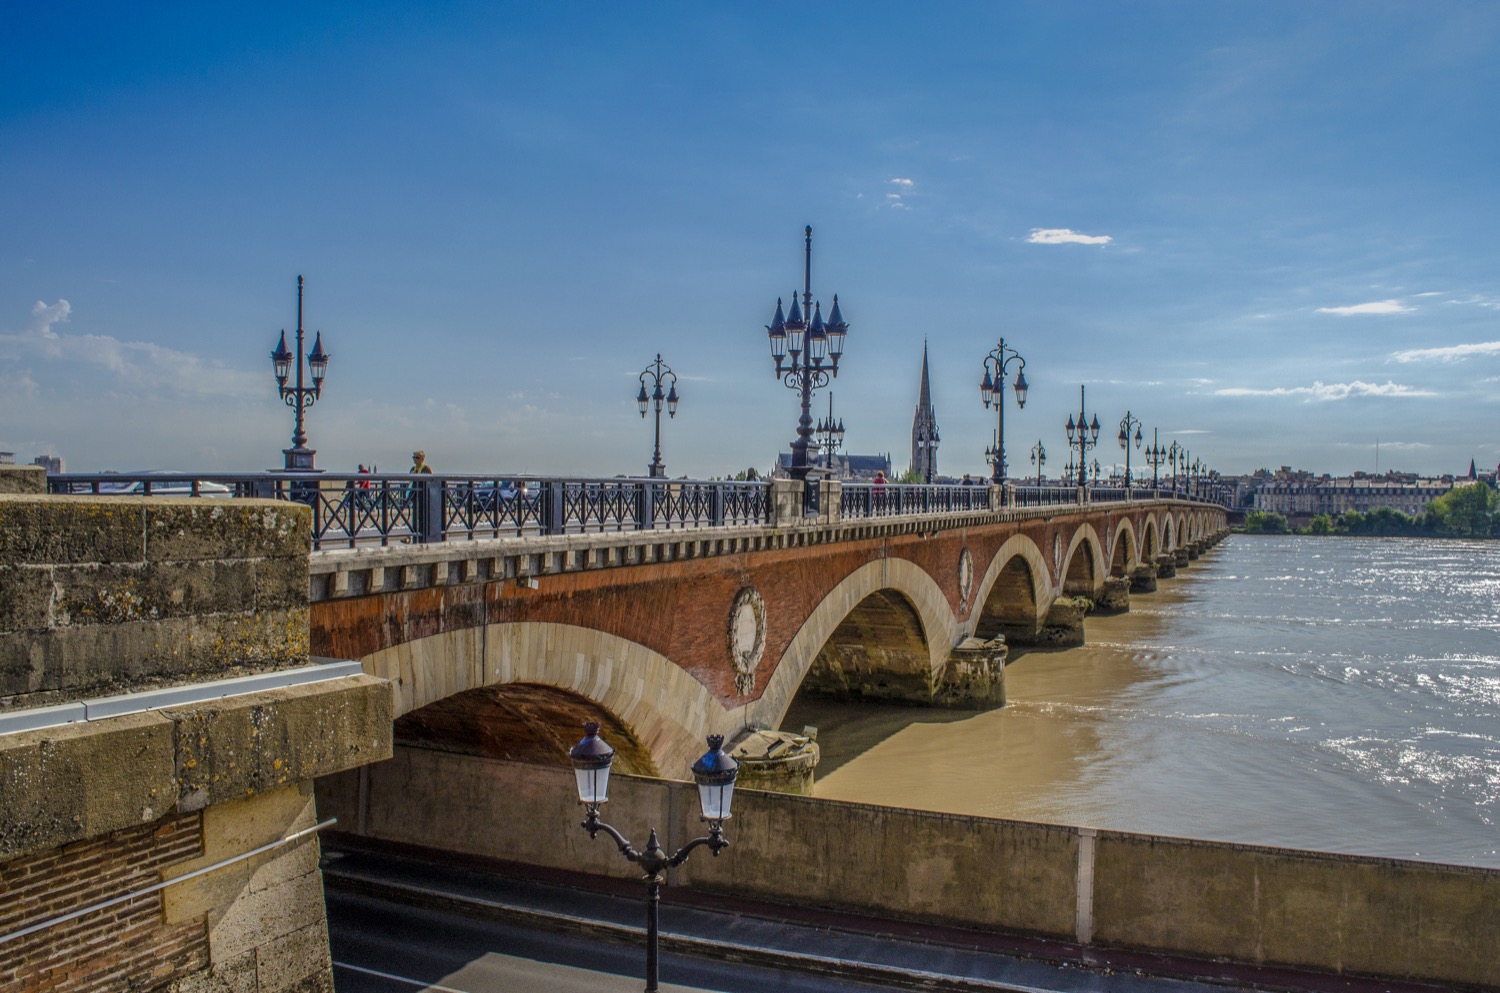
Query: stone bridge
[[308, 489, 1227, 779]]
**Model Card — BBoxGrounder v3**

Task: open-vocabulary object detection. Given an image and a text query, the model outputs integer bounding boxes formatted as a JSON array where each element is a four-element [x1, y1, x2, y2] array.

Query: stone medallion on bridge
[[958, 546, 974, 614], [729, 585, 767, 697]]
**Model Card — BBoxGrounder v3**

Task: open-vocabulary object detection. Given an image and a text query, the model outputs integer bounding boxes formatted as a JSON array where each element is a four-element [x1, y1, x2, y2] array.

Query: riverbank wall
[[319, 748, 1500, 991]]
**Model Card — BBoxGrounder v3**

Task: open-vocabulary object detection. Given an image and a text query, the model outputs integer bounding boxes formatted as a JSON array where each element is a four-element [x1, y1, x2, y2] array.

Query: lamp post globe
[[761, 226, 847, 481]]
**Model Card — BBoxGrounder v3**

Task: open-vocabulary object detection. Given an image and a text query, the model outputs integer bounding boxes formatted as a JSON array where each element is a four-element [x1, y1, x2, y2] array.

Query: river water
[[783, 535, 1500, 867]]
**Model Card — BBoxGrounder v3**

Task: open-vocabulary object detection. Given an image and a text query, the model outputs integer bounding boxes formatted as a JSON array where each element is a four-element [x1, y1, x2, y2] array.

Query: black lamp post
[[569, 721, 739, 993], [1169, 441, 1184, 492], [1064, 385, 1101, 491], [980, 338, 1028, 486], [269, 275, 330, 471], [1190, 457, 1203, 497], [636, 354, 680, 478], [815, 393, 846, 472], [1029, 439, 1046, 485], [1118, 411, 1143, 487], [1144, 428, 1167, 489], [763, 226, 848, 481]]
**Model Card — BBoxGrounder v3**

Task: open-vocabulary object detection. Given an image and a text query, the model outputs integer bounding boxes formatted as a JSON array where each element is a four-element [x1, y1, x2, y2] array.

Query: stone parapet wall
[[0, 495, 312, 710], [321, 750, 1500, 992], [0, 466, 45, 495]]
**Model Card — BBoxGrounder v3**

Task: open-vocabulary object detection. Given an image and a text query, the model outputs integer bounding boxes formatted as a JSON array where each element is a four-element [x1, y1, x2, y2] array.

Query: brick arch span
[[749, 557, 957, 734], [1110, 518, 1139, 577], [970, 534, 1051, 642], [1175, 512, 1188, 548], [1161, 513, 1176, 552], [1140, 516, 1160, 560], [802, 589, 935, 704], [359, 622, 744, 777], [1061, 524, 1107, 597]]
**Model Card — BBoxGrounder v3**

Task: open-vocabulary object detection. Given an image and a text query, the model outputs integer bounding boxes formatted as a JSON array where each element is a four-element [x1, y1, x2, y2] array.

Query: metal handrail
[[47, 472, 1229, 550]]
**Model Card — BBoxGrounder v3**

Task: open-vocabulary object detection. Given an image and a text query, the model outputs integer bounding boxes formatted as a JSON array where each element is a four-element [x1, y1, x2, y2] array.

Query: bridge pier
[[1129, 564, 1158, 593], [1094, 576, 1131, 614], [1003, 596, 1088, 650], [1154, 554, 1178, 579], [1173, 547, 1191, 568], [938, 636, 1007, 708]]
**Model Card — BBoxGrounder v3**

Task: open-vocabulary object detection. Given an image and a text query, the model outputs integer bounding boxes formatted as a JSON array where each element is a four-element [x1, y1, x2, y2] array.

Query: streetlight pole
[[1118, 410, 1143, 488], [569, 722, 739, 993], [1144, 428, 1167, 489], [1029, 439, 1046, 485], [762, 226, 848, 480], [269, 275, 330, 471], [1063, 385, 1101, 493], [980, 338, 1028, 488], [636, 354, 680, 478], [815, 393, 845, 473], [1169, 441, 1184, 492]]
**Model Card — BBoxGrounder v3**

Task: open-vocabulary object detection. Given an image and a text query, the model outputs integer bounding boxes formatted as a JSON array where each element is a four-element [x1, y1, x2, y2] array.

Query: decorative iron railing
[[46, 472, 1225, 550], [48, 473, 773, 550]]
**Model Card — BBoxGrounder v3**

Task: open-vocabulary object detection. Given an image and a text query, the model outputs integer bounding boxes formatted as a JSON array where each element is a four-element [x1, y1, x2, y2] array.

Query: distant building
[[31, 455, 64, 474], [1251, 473, 1455, 518], [0, 452, 13, 465], [910, 342, 939, 482], [774, 451, 891, 482]]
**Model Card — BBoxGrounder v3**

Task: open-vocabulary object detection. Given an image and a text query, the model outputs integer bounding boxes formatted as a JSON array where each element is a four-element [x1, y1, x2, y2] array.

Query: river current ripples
[[784, 535, 1500, 867]]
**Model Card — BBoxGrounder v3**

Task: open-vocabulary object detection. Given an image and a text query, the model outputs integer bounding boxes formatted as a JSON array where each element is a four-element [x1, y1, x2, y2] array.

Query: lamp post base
[[280, 447, 320, 471]]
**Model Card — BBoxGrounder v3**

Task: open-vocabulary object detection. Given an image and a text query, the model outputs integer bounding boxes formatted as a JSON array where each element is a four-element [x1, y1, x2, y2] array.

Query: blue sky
[[3, 2, 1498, 478]]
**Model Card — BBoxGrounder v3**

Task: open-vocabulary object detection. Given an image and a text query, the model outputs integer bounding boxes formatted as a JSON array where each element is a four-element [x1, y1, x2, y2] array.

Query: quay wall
[[320, 748, 1500, 992], [1, 492, 392, 993]]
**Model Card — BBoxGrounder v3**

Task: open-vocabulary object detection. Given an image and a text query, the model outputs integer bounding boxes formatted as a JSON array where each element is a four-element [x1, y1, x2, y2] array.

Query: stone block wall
[[0, 495, 312, 710], [1, 492, 394, 993]]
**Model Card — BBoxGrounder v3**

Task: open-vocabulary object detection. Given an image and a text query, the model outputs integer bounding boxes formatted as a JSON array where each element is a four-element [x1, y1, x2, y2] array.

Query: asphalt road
[[328, 887, 960, 993]]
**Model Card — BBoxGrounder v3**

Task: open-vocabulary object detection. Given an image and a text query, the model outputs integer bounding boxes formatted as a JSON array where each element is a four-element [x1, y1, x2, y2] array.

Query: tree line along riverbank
[[1239, 481, 1500, 537]]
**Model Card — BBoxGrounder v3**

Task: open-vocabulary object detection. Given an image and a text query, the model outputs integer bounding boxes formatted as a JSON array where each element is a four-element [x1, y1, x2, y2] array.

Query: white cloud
[[1315, 300, 1413, 316], [1027, 228, 1112, 246], [1173, 429, 1213, 435], [1390, 341, 1500, 363], [1214, 380, 1434, 400], [0, 300, 262, 399], [890, 178, 914, 188]]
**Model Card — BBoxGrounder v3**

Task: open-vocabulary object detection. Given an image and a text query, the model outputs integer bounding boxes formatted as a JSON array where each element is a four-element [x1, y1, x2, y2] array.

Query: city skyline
[[3, 3, 1498, 478]]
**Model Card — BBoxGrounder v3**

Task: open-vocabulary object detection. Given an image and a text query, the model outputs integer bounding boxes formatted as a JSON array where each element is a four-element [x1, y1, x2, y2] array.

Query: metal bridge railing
[[47, 472, 1227, 550]]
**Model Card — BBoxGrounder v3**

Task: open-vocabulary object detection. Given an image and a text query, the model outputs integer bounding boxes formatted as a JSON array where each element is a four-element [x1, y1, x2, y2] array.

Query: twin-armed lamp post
[[569, 721, 739, 993], [1118, 410, 1143, 488], [1064, 385, 1101, 492], [269, 275, 330, 471], [1030, 439, 1046, 485], [636, 354, 680, 478], [1169, 441, 1185, 492], [763, 226, 849, 480], [816, 393, 846, 471], [1144, 428, 1167, 489], [980, 338, 1028, 487]]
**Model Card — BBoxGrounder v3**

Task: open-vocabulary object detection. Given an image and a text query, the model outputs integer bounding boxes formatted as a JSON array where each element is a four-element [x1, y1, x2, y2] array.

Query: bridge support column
[[937, 636, 1008, 708], [770, 478, 806, 526], [1173, 547, 1190, 568], [1187, 541, 1201, 559], [1130, 564, 1158, 593], [1004, 596, 1088, 650], [1094, 576, 1131, 614], [1155, 554, 1178, 579]]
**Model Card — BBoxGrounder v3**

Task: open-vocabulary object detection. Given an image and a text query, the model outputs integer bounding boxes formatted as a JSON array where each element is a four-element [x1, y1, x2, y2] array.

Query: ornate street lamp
[[815, 393, 845, 472], [762, 226, 848, 480], [1029, 439, 1046, 485], [269, 275, 330, 471], [637, 354, 680, 478], [1144, 428, 1167, 489], [568, 721, 739, 993], [980, 338, 1028, 486], [1118, 410, 1143, 487], [1063, 385, 1101, 491], [1169, 441, 1184, 492]]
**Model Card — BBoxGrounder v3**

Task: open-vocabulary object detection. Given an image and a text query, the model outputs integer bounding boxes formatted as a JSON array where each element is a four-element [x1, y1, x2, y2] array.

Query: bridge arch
[[1162, 514, 1176, 552], [359, 622, 742, 777], [970, 534, 1051, 643], [751, 557, 957, 734], [1061, 524, 1106, 597], [1110, 518, 1138, 577], [1140, 516, 1160, 560], [1175, 512, 1189, 548]]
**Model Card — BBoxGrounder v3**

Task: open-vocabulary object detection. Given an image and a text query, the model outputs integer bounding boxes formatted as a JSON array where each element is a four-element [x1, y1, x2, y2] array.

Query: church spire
[[918, 339, 933, 410], [911, 340, 939, 482]]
